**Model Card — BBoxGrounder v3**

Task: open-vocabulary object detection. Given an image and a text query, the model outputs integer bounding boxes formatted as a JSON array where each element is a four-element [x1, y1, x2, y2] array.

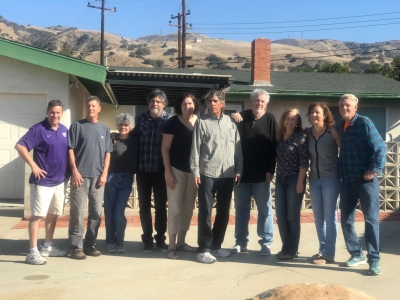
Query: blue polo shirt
[[17, 118, 68, 187]]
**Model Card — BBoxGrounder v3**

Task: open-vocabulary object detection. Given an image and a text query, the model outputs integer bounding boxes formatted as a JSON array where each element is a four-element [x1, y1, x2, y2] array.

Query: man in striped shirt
[[190, 89, 243, 264], [338, 94, 386, 276]]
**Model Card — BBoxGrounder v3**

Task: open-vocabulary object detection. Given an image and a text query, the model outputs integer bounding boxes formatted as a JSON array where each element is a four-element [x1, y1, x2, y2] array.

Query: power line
[[193, 11, 400, 25], [194, 17, 400, 31], [117, 0, 176, 9], [186, 48, 400, 67], [194, 21, 400, 35]]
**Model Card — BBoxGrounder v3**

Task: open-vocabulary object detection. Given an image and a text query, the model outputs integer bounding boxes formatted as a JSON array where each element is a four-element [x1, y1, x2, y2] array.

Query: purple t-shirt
[[17, 118, 68, 187]]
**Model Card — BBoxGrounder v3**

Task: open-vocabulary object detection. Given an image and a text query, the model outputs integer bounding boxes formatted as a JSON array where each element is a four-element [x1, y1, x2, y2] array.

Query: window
[[329, 106, 387, 139]]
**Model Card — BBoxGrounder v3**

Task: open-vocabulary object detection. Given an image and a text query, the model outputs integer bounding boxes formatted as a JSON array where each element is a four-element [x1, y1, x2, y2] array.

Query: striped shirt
[[337, 114, 386, 183], [190, 113, 243, 179], [135, 110, 170, 172]]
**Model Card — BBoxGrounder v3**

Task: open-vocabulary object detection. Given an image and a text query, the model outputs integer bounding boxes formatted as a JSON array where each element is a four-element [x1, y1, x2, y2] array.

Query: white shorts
[[30, 182, 65, 217]]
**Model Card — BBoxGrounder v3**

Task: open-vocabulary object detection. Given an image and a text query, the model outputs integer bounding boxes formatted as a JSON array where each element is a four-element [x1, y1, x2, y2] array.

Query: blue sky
[[1, 0, 400, 43]]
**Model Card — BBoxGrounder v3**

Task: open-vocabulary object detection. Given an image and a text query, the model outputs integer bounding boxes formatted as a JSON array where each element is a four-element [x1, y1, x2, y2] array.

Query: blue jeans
[[340, 177, 380, 262], [309, 177, 340, 259], [234, 182, 273, 247], [104, 173, 134, 247], [275, 175, 305, 256]]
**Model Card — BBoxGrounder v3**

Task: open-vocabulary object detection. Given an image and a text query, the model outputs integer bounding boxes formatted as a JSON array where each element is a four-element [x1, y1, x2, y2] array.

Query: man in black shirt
[[230, 89, 278, 256]]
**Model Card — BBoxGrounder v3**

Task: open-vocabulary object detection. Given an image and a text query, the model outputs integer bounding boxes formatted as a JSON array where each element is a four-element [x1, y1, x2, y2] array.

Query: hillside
[[1, 16, 399, 71]]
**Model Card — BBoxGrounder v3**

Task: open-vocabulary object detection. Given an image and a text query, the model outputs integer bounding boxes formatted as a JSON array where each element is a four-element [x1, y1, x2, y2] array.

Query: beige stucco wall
[[0, 55, 71, 126]]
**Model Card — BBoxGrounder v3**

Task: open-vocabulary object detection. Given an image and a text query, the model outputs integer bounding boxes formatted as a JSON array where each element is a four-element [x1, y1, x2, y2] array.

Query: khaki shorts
[[30, 183, 65, 217]]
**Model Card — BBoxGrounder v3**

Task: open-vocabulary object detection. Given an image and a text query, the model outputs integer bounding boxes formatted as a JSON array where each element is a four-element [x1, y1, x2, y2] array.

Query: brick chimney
[[251, 38, 272, 86]]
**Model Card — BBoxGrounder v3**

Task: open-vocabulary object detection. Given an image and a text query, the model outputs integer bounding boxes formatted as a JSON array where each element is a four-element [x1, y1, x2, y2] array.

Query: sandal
[[167, 249, 179, 259], [176, 243, 197, 252], [313, 257, 335, 265], [309, 253, 322, 260]]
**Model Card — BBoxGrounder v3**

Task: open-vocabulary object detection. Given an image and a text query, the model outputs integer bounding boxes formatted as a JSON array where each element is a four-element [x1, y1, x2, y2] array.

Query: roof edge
[[0, 38, 107, 83]]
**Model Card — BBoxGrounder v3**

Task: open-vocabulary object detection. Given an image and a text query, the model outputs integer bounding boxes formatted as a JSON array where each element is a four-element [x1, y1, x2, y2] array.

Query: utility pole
[[181, 0, 191, 68], [169, 1, 191, 68], [88, 1, 116, 66], [170, 13, 182, 68]]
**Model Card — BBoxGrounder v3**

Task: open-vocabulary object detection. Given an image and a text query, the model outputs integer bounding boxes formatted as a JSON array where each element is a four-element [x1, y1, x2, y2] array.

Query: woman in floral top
[[275, 108, 309, 260]]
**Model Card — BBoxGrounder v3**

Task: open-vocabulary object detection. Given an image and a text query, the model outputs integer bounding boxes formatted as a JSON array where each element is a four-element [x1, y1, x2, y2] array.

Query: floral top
[[276, 133, 309, 177]]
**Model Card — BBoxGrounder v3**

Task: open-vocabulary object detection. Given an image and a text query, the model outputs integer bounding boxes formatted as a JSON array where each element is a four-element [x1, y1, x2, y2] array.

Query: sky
[[1, 0, 400, 43]]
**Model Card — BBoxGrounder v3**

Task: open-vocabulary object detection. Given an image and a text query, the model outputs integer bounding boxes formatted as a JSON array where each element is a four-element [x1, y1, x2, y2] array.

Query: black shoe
[[156, 241, 168, 252], [83, 246, 101, 257], [143, 242, 154, 253]]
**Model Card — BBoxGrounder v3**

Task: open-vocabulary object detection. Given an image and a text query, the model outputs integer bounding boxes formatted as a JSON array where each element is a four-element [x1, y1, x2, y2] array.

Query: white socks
[[44, 242, 53, 248]]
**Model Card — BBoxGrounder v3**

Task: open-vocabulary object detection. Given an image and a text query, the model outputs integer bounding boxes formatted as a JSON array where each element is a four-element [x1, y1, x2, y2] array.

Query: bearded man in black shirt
[[230, 89, 278, 256]]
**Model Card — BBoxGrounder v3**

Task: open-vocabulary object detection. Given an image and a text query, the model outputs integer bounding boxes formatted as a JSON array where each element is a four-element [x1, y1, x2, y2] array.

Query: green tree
[[318, 62, 351, 73], [391, 55, 400, 81], [364, 62, 393, 78]]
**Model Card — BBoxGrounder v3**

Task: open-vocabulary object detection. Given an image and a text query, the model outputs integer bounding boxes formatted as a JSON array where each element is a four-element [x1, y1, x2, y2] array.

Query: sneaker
[[212, 248, 231, 258], [107, 244, 117, 253], [84, 246, 102, 257], [156, 241, 168, 252], [230, 244, 248, 253], [260, 245, 271, 256], [197, 252, 217, 264], [70, 249, 87, 260], [40, 244, 67, 257], [368, 261, 381, 275], [117, 246, 126, 253], [25, 251, 47, 265], [143, 242, 154, 253], [344, 254, 367, 267]]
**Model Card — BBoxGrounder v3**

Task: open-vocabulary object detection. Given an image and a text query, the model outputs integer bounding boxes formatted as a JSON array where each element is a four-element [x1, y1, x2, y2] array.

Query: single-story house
[[2, 37, 400, 214]]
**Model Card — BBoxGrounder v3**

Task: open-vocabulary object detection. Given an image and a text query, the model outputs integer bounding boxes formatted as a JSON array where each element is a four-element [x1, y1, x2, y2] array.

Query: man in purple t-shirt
[[16, 100, 69, 265]]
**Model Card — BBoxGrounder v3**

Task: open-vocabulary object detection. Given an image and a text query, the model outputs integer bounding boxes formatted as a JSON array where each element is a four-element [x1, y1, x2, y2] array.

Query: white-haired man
[[338, 94, 386, 276], [230, 89, 277, 256]]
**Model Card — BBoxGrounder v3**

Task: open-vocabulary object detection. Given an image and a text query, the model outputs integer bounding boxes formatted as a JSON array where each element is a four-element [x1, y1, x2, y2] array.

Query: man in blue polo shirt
[[16, 100, 68, 265], [338, 94, 386, 276]]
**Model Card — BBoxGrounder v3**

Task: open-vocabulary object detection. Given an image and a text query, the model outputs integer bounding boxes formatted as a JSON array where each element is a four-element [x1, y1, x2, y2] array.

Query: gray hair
[[340, 94, 358, 105], [86, 95, 101, 106], [115, 113, 135, 130], [147, 89, 168, 106], [250, 89, 270, 104], [203, 89, 226, 105]]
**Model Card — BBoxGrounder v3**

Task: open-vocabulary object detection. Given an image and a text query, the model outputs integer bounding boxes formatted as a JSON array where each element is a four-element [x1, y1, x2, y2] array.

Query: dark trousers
[[197, 175, 234, 252], [136, 170, 167, 244], [340, 177, 380, 262], [275, 175, 305, 256]]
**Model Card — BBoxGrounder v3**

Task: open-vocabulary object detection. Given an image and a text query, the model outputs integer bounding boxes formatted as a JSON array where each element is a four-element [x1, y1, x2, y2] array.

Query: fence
[[65, 142, 400, 212]]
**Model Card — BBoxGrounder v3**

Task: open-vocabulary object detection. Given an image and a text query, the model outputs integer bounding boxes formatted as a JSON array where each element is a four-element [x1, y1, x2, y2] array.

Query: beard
[[150, 107, 162, 115]]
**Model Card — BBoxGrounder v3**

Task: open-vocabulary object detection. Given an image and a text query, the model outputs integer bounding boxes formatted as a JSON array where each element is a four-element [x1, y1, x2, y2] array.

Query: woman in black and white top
[[306, 102, 340, 265], [161, 94, 199, 259]]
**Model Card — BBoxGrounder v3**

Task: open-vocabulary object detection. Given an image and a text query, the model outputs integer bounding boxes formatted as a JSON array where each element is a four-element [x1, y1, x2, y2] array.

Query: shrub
[[135, 47, 151, 56], [163, 48, 178, 56], [109, 51, 115, 56]]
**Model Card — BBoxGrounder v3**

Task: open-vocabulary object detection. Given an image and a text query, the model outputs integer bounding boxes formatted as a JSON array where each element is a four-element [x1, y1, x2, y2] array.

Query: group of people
[[17, 88, 385, 276]]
